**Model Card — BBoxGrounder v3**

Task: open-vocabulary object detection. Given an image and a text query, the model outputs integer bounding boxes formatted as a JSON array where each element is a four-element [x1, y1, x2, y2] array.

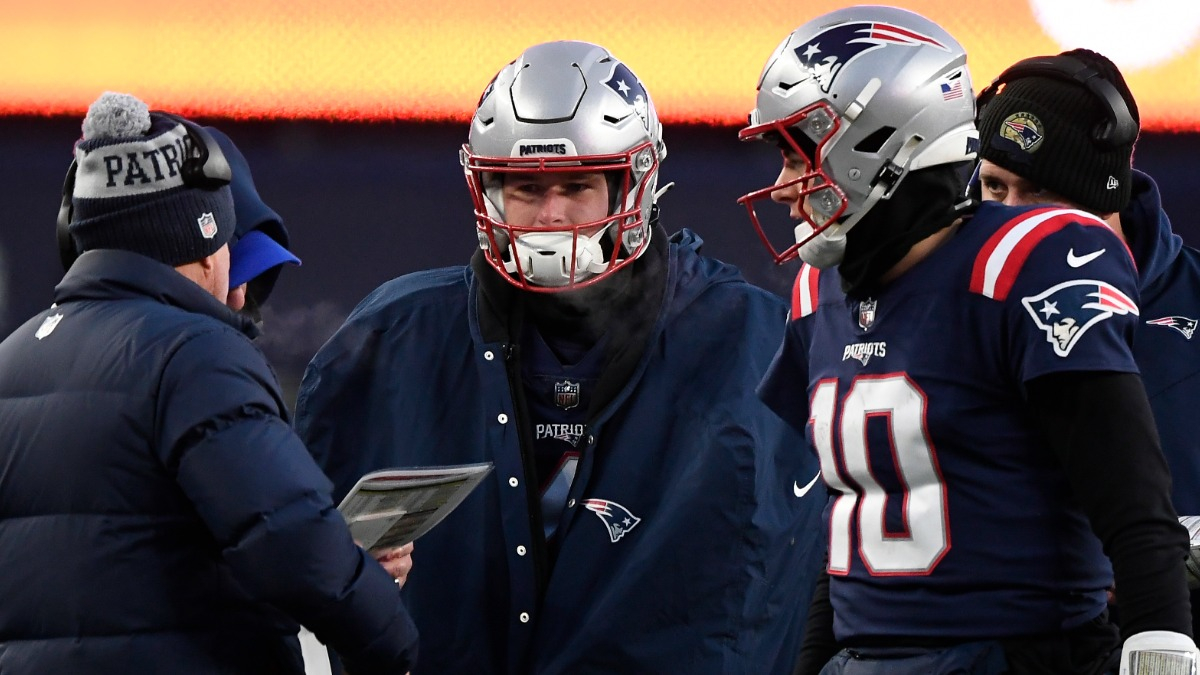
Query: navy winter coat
[[0, 250, 417, 674]]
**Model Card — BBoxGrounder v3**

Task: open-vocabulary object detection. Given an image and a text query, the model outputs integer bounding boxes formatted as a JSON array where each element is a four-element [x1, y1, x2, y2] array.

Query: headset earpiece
[[975, 54, 1138, 150], [57, 160, 80, 271], [158, 114, 233, 189]]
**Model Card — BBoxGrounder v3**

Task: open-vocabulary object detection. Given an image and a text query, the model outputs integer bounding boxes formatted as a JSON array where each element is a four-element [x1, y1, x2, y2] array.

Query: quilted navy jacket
[[0, 250, 416, 674], [296, 229, 826, 675]]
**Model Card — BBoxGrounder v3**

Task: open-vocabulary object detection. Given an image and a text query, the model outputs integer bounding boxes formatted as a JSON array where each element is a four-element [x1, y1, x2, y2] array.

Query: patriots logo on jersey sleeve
[[582, 498, 641, 543], [1021, 279, 1139, 357], [1146, 316, 1197, 340], [791, 21, 948, 93]]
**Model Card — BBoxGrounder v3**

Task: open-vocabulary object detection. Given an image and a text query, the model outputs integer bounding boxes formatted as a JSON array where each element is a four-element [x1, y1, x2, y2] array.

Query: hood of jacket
[[1122, 169, 1183, 293]]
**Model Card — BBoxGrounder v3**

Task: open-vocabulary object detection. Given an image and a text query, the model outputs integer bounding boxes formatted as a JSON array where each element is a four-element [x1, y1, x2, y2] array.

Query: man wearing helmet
[[737, 6, 1196, 675], [296, 40, 825, 674]]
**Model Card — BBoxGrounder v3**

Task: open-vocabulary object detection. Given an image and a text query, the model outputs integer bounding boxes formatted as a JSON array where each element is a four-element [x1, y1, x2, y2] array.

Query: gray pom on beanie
[[67, 92, 235, 266]]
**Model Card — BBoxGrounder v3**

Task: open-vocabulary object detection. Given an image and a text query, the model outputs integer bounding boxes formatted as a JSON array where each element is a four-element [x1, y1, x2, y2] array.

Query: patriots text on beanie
[[67, 92, 235, 266]]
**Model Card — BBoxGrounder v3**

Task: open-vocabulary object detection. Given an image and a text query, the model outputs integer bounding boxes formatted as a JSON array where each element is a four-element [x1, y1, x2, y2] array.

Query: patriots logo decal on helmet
[[477, 71, 499, 107], [1021, 279, 1139, 357], [604, 62, 650, 130], [791, 21, 949, 93], [1147, 315, 1198, 340], [583, 498, 641, 543], [604, 62, 645, 105]]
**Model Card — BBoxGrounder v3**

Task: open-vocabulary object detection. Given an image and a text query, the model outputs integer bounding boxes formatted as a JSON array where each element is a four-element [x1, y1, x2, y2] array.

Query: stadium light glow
[[4, 0, 1196, 131]]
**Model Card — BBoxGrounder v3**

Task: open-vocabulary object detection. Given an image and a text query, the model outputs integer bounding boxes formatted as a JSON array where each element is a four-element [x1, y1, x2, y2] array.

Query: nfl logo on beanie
[[67, 92, 235, 267], [197, 213, 219, 239]]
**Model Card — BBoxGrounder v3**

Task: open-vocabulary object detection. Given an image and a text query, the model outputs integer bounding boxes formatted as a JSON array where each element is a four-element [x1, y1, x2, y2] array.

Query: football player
[[296, 40, 826, 674], [736, 6, 1197, 674]]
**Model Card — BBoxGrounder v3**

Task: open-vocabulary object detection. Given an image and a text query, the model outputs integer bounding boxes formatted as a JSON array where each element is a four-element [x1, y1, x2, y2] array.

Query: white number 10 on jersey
[[810, 375, 950, 576]]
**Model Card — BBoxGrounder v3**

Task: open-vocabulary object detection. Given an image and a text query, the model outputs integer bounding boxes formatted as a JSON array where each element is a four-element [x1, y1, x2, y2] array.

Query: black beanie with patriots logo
[[68, 92, 234, 266], [977, 49, 1139, 215]]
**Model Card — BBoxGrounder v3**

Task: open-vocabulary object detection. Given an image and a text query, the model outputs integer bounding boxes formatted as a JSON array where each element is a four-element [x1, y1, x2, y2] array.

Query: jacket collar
[[54, 249, 260, 339]]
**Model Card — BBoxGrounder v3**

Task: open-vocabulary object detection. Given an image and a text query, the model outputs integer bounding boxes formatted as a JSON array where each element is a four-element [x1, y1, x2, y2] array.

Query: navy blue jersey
[[760, 202, 1141, 642], [520, 326, 606, 542]]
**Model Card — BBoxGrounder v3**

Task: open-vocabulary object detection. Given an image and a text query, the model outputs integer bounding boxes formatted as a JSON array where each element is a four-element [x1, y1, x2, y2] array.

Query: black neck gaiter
[[473, 222, 669, 417], [838, 162, 972, 298]]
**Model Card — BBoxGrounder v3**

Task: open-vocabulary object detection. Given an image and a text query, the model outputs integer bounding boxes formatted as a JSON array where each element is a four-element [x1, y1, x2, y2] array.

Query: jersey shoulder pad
[[969, 206, 1122, 301]]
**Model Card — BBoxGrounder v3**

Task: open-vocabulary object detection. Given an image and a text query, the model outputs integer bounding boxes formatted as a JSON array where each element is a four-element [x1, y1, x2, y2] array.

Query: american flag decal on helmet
[[582, 499, 641, 543]]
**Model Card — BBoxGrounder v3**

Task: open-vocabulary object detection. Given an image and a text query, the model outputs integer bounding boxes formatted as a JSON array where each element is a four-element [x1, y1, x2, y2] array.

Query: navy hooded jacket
[[296, 229, 826, 674], [1123, 170, 1200, 516], [1121, 170, 1200, 636]]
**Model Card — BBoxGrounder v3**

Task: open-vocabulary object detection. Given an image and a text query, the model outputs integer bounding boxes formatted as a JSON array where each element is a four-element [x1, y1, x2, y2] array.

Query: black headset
[[56, 112, 232, 271], [975, 54, 1139, 151]]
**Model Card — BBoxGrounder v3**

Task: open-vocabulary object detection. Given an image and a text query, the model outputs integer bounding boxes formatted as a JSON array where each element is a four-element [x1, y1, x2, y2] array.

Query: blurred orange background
[[4, 0, 1196, 129]]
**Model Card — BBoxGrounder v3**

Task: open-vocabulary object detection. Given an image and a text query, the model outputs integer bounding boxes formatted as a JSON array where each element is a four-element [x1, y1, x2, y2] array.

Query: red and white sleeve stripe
[[969, 207, 1123, 301], [792, 264, 820, 318]]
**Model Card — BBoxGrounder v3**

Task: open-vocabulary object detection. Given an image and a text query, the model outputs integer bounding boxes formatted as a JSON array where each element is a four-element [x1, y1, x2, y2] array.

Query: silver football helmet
[[738, 6, 978, 267], [463, 41, 667, 292]]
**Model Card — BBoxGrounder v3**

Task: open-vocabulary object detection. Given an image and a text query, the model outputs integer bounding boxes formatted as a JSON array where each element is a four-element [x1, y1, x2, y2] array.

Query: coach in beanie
[[66, 91, 235, 266], [976, 48, 1139, 215], [0, 90, 419, 674]]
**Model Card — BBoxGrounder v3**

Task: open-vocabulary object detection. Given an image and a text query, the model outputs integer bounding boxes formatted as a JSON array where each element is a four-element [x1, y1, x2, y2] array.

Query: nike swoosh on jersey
[[793, 472, 821, 498], [1066, 248, 1106, 267]]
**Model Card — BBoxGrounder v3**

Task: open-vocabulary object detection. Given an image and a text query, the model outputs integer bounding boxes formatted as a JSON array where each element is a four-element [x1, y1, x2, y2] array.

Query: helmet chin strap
[[798, 137, 921, 269], [797, 223, 848, 269], [505, 229, 610, 287]]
